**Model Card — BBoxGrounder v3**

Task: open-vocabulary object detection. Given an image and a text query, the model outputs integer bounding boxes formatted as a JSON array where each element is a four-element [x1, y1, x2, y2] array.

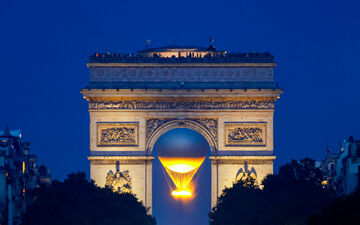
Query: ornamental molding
[[209, 156, 275, 164], [189, 118, 218, 143], [146, 118, 217, 144], [88, 156, 154, 165], [88, 97, 275, 111], [146, 118, 175, 141], [212, 159, 273, 164]]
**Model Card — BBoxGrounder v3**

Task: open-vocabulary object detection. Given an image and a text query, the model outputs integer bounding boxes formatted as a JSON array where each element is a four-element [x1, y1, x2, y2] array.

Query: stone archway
[[146, 119, 217, 154], [151, 126, 212, 225], [82, 45, 282, 214]]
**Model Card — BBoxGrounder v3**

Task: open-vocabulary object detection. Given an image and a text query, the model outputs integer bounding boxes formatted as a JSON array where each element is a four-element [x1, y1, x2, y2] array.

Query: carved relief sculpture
[[89, 98, 275, 111], [97, 123, 138, 146], [146, 118, 175, 140], [225, 122, 266, 146], [191, 119, 218, 143], [236, 164, 259, 187], [105, 170, 132, 193]]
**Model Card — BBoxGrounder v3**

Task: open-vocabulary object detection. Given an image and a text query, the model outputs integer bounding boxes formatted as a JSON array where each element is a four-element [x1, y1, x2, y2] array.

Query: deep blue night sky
[[1, 0, 360, 224]]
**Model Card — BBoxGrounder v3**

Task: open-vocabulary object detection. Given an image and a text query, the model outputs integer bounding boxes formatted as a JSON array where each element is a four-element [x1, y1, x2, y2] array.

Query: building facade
[[321, 136, 360, 195], [81, 44, 282, 212], [0, 127, 51, 225]]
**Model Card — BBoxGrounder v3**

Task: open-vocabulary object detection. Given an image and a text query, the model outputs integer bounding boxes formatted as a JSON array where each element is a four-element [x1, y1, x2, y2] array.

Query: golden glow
[[159, 157, 204, 173], [159, 157, 205, 198], [22, 161, 25, 174], [167, 164, 195, 173], [171, 190, 192, 197]]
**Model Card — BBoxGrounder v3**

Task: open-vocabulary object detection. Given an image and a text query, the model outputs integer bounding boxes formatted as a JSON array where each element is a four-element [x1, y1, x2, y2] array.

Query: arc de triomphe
[[81, 45, 282, 213]]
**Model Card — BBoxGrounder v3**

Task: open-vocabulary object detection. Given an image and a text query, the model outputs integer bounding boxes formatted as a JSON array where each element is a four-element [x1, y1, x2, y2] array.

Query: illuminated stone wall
[[88, 157, 152, 211], [82, 59, 282, 212], [89, 64, 274, 83]]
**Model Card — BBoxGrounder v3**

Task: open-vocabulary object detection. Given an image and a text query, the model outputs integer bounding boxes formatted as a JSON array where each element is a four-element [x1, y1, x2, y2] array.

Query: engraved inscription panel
[[97, 123, 138, 146], [225, 122, 266, 146]]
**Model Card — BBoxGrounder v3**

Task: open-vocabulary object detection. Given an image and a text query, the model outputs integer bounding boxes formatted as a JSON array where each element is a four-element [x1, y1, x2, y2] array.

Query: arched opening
[[152, 128, 211, 225]]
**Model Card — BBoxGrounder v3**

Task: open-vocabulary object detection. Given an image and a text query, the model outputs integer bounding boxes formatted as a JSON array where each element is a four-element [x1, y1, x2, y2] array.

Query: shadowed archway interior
[[152, 128, 211, 225]]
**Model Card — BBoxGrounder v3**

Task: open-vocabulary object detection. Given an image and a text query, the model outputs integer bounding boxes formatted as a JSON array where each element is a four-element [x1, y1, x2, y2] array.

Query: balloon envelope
[[159, 156, 205, 190]]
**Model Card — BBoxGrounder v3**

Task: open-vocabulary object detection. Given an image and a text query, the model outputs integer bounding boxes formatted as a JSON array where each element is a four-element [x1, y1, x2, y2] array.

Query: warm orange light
[[22, 161, 25, 174], [171, 190, 192, 197], [159, 157, 205, 173], [159, 156, 205, 198]]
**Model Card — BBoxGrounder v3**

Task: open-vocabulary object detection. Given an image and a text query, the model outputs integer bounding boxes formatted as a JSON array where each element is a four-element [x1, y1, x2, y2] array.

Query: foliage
[[209, 177, 262, 225], [277, 158, 323, 186], [22, 172, 156, 225], [308, 189, 360, 225], [209, 158, 333, 225]]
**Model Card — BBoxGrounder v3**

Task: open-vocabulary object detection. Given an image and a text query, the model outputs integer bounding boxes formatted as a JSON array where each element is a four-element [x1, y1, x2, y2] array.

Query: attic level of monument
[[138, 45, 226, 58], [85, 46, 278, 90], [89, 45, 274, 63]]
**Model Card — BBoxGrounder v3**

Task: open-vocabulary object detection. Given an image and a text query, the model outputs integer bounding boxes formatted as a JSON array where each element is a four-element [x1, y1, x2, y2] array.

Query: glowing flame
[[171, 190, 192, 197], [159, 157, 205, 198]]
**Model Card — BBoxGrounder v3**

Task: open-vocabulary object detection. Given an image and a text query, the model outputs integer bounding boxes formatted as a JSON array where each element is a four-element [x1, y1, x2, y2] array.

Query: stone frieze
[[225, 123, 266, 146], [97, 123, 138, 146], [89, 99, 274, 110]]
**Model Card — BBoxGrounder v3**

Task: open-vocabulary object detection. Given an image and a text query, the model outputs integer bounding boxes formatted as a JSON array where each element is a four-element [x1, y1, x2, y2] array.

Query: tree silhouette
[[209, 158, 333, 225], [308, 188, 360, 225], [22, 172, 155, 225]]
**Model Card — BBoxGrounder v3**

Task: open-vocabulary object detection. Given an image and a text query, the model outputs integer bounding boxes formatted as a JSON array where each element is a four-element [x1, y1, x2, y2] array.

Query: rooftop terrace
[[89, 45, 274, 63]]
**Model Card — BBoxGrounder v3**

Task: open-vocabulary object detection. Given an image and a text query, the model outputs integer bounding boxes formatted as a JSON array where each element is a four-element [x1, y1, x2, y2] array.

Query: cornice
[[209, 155, 276, 164], [209, 156, 276, 160], [84, 96, 278, 102], [88, 156, 154, 161]]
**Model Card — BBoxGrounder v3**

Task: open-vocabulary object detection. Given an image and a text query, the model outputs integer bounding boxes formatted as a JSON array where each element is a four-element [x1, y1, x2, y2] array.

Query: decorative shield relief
[[225, 122, 266, 146], [97, 122, 139, 146]]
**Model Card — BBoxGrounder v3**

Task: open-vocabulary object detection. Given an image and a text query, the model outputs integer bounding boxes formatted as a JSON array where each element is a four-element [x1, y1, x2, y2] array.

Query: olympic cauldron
[[155, 128, 208, 198]]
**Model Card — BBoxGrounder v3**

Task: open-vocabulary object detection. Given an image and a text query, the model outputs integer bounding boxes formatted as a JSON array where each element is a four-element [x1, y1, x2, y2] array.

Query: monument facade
[[81, 44, 282, 212]]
